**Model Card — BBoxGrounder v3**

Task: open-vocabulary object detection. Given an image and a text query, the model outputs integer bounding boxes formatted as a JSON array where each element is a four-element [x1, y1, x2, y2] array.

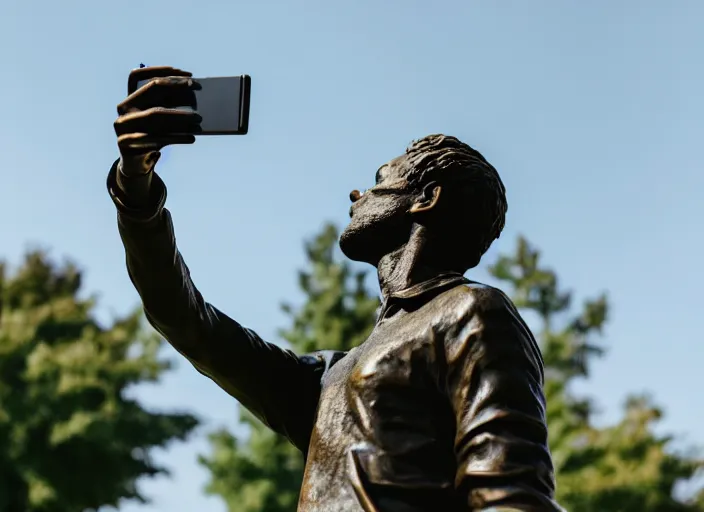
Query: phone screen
[[136, 75, 251, 135]]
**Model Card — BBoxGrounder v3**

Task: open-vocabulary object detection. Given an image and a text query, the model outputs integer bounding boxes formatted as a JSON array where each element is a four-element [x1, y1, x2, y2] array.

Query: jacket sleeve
[[106, 160, 323, 452], [444, 286, 564, 511]]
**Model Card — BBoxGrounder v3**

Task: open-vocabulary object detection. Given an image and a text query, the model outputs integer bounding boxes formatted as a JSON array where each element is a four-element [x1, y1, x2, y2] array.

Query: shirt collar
[[387, 272, 469, 301], [376, 272, 470, 323]]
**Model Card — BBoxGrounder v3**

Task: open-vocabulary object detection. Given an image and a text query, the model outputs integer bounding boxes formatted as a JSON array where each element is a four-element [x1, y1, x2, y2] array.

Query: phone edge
[[238, 74, 251, 135]]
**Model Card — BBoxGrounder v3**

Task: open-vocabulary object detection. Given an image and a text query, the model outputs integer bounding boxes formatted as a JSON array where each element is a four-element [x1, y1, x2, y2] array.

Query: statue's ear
[[409, 182, 442, 214]]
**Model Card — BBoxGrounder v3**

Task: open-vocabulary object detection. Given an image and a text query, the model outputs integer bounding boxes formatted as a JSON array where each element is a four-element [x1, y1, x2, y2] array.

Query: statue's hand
[[114, 66, 202, 176]]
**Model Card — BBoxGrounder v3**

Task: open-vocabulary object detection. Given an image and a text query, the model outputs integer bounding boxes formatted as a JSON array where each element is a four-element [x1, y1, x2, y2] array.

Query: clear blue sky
[[2, 1, 703, 510]]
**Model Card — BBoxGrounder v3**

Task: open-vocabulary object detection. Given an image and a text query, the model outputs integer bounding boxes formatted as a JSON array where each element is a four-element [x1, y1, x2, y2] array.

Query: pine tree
[[489, 236, 704, 511], [198, 224, 378, 511], [0, 250, 199, 512]]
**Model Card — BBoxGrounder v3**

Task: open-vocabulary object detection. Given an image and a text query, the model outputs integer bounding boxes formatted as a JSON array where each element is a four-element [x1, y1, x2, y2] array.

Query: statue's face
[[339, 154, 417, 266]]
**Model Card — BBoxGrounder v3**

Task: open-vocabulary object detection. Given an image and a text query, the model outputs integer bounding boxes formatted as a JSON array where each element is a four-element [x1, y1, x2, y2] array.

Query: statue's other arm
[[445, 287, 564, 512], [107, 160, 323, 452]]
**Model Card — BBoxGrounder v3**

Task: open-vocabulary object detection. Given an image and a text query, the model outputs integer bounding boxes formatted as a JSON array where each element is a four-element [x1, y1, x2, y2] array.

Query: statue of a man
[[109, 66, 563, 511]]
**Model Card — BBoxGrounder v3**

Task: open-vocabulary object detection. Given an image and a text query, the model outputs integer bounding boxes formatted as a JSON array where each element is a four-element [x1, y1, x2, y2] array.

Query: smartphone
[[137, 75, 251, 135]]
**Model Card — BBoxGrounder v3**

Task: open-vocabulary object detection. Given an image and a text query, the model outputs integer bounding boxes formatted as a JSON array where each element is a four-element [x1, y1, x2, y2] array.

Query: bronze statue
[[109, 66, 563, 511]]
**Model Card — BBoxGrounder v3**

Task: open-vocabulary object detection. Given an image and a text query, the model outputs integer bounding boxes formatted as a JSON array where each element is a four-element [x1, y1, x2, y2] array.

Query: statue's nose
[[349, 189, 362, 202]]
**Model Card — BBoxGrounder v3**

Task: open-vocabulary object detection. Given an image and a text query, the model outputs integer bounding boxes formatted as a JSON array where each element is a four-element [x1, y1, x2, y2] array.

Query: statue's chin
[[339, 226, 375, 265], [340, 216, 409, 266], [338, 228, 361, 261]]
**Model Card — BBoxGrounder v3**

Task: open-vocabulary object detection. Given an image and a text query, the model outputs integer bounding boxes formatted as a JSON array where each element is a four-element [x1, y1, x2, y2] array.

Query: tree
[[201, 226, 703, 511], [0, 250, 199, 512], [199, 224, 378, 511], [489, 236, 704, 511]]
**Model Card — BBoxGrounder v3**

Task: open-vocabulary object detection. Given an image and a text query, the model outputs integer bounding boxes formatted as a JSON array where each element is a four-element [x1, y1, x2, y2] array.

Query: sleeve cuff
[[106, 158, 167, 224]]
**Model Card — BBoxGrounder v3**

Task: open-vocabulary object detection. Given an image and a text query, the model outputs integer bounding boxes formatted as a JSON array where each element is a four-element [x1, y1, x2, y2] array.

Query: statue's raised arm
[[107, 66, 331, 452]]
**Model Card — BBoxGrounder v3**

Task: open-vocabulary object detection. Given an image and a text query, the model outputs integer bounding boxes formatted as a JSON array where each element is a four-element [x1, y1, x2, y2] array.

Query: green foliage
[[201, 226, 703, 511], [199, 223, 378, 512], [197, 417, 303, 512], [0, 250, 199, 512], [488, 236, 704, 511], [277, 223, 380, 355]]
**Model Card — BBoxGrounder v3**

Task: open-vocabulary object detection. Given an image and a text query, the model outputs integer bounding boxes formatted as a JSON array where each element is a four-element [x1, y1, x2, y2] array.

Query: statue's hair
[[404, 134, 507, 270]]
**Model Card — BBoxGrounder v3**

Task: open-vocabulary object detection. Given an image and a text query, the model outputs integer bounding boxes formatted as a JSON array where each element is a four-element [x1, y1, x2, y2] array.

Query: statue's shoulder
[[440, 281, 542, 368], [440, 279, 515, 314]]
